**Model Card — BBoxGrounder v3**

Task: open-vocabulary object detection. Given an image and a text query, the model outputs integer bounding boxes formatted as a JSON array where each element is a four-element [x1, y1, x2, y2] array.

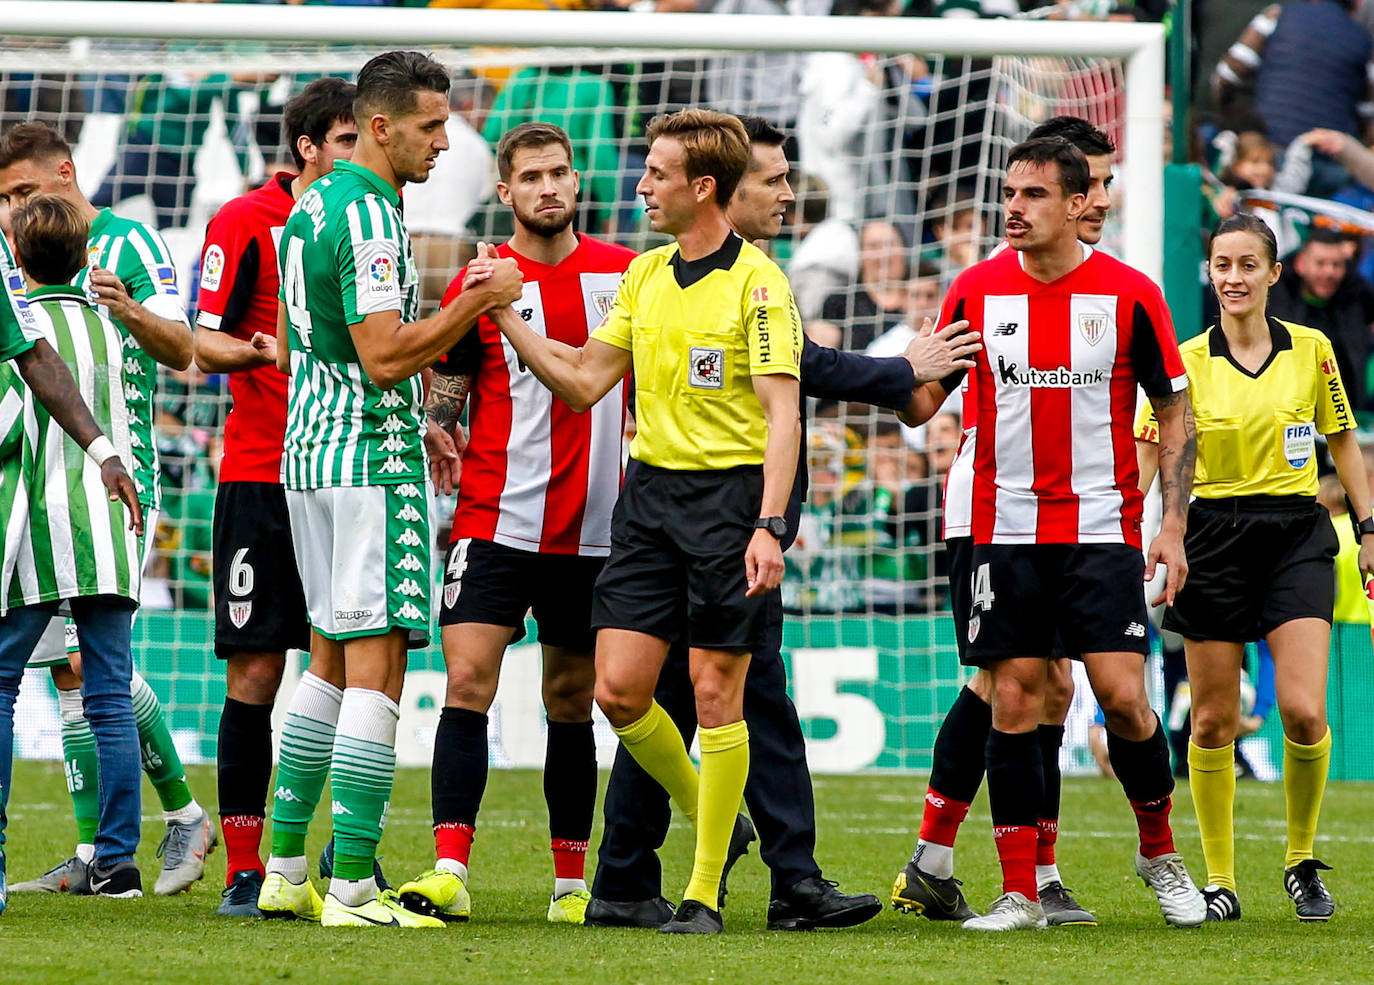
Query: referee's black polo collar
[[1208, 316, 1292, 379], [668, 232, 743, 290]]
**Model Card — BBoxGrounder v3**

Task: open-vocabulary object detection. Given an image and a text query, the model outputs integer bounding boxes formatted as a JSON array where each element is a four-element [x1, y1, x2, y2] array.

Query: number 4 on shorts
[[971, 562, 995, 612]]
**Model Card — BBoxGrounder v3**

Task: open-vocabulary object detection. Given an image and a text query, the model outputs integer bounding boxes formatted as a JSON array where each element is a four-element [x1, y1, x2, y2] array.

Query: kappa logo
[[200, 244, 225, 291], [122, 334, 139, 351], [331, 800, 354, 816], [394, 601, 423, 620], [379, 390, 405, 409], [992, 321, 1018, 337], [590, 290, 617, 318], [394, 578, 424, 598], [1078, 312, 1108, 346], [379, 433, 408, 453], [123, 357, 144, 376], [394, 503, 423, 523], [396, 482, 421, 499], [129, 432, 146, 449], [1125, 622, 1146, 638], [394, 552, 425, 572], [378, 455, 408, 474], [228, 600, 253, 629], [275, 786, 303, 803], [395, 528, 422, 548], [689, 346, 724, 389], [334, 608, 373, 621], [124, 383, 140, 402], [378, 414, 407, 433]]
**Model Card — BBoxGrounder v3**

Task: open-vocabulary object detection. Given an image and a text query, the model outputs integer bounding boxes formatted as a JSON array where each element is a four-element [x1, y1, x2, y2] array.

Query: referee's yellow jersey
[[592, 233, 802, 471], [1135, 318, 1355, 499]]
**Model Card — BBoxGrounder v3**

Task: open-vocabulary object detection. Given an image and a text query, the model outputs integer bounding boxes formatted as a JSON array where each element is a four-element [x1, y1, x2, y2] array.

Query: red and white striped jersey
[[942, 244, 1187, 547], [434, 235, 635, 556], [941, 376, 975, 540]]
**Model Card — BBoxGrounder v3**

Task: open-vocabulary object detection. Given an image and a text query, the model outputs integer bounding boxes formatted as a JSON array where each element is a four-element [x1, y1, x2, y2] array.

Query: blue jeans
[[0, 598, 140, 866]]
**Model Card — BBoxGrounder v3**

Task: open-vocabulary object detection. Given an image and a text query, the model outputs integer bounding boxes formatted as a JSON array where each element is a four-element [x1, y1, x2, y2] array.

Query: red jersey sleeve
[[1128, 278, 1188, 398], [194, 201, 256, 333]]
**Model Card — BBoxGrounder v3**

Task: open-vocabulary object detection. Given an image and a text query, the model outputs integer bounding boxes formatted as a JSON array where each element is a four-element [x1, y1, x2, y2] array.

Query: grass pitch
[[3, 763, 1373, 984]]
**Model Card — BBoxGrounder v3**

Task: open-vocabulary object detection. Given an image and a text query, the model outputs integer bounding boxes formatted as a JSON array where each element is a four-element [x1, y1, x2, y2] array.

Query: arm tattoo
[[15, 340, 102, 447], [1154, 394, 1196, 524], [426, 372, 472, 432]]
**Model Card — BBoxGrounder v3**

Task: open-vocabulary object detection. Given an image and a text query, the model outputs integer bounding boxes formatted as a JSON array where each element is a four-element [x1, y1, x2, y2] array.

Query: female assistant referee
[[1137, 213, 1374, 924]]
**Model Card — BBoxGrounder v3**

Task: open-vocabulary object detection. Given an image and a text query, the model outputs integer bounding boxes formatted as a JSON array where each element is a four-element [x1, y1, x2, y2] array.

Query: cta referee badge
[[228, 600, 253, 629], [1283, 423, 1315, 469], [689, 347, 724, 389]]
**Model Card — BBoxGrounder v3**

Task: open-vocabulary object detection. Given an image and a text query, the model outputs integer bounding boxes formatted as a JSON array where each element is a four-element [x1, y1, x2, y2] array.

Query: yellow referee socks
[[1188, 740, 1236, 892], [682, 720, 750, 910], [1284, 728, 1332, 869], [613, 701, 699, 824]]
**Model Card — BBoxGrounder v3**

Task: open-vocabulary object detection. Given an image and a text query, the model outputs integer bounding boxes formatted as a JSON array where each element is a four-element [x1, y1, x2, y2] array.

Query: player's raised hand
[[1145, 527, 1188, 608], [462, 241, 497, 291], [88, 266, 137, 322], [100, 455, 144, 536], [745, 528, 785, 597], [479, 256, 524, 308], [902, 317, 980, 384]]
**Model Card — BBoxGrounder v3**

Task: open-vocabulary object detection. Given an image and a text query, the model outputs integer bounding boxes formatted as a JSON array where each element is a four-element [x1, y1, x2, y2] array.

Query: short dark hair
[[1209, 213, 1279, 266], [496, 122, 574, 183], [645, 109, 749, 205], [1027, 115, 1115, 157], [0, 121, 72, 171], [736, 115, 786, 148], [1006, 137, 1090, 196], [354, 50, 450, 122], [12, 193, 89, 286], [1304, 225, 1349, 250], [283, 77, 356, 172]]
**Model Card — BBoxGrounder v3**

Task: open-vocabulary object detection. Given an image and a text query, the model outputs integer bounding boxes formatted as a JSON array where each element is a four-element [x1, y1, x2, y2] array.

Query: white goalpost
[[1, 3, 1166, 773]]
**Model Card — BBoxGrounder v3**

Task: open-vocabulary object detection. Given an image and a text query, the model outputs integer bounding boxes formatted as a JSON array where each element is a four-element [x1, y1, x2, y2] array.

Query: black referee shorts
[[439, 536, 603, 651], [591, 462, 767, 650], [212, 481, 311, 658], [964, 542, 1149, 667], [1164, 496, 1338, 643]]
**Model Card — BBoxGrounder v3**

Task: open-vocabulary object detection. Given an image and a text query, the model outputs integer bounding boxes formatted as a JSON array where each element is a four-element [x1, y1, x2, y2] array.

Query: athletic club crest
[[967, 614, 980, 643], [444, 581, 461, 610], [1078, 312, 1107, 346], [228, 600, 253, 629], [590, 290, 617, 319]]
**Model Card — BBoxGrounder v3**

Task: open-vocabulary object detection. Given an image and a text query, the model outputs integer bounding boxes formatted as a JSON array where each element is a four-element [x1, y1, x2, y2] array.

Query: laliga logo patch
[[967, 614, 980, 643], [200, 245, 225, 291], [371, 255, 394, 285], [1283, 422, 1314, 469], [228, 600, 253, 629], [688, 346, 724, 389]]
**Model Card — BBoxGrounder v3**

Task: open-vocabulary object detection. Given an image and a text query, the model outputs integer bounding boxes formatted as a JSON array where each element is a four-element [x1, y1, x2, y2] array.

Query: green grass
[[4, 763, 1374, 984]]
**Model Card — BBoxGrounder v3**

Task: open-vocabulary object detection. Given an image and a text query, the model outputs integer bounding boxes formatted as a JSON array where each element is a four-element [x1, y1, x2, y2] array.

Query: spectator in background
[[1269, 227, 1374, 411], [784, 173, 860, 321], [810, 219, 908, 350], [1213, 1, 1372, 198], [919, 183, 982, 289], [483, 64, 620, 230]]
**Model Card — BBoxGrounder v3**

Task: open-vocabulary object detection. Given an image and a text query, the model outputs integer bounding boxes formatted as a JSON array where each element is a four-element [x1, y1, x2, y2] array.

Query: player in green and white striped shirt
[[0, 123, 214, 897], [258, 49, 522, 929], [0, 195, 147, 906]]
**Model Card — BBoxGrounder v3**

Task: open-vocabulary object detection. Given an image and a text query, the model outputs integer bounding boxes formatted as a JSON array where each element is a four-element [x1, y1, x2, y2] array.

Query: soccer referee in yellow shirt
[[487, 108, 802, 934], [1138, 213, 1374, 925]]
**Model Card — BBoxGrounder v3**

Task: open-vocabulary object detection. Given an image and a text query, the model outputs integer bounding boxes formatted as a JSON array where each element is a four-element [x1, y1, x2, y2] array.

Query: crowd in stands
[[8, 0, 1374, 617]]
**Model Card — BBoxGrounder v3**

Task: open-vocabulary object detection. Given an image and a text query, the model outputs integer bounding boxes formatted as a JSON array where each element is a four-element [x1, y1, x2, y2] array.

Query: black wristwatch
[[1358, 516, 1374, 538], [755, 516, 787, 539]]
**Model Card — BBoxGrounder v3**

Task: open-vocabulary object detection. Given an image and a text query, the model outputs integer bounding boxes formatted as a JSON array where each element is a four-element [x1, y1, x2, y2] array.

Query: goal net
[[1, 7, 1252, 782]]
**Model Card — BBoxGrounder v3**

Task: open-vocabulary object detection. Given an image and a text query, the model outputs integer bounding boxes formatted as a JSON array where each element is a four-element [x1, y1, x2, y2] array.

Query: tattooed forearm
[[425, 372, 472, 433], [15, 340, 103, 448], [1153, 392, 1196, 525]]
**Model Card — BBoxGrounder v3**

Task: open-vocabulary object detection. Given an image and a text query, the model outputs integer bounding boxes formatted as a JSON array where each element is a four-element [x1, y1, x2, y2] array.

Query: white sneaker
[[961, 892, 1047, 931], [1134, 852, 1205, 928]]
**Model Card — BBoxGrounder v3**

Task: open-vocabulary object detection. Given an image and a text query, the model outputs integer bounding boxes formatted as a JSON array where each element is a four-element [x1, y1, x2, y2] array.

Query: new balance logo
[[379, 433, 408, 454], [396, 483, 420, 499], [395, 504, 422, 523], [394, 553, 424, 572], [518, 307, 534, 322], [330, 800, 354, 816], [394, 578, 424, 598], [394, 602, 423, 620], [395, 528, 422, 548], [993, 322, 1018, 336], [378, 455, 407, 474], [1125, 622, 1146, 638], [379, 390, 405, 409], [378, 414, 407, 433], [996, 355, 1105, 388], [275, 786, 303, 803]]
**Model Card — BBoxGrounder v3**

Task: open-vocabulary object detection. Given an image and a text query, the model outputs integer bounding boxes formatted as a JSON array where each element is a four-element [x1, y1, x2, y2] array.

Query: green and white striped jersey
[[73, 209, 189, 511], [0, 286, 139, 614], [278, 160, 425, 489]]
